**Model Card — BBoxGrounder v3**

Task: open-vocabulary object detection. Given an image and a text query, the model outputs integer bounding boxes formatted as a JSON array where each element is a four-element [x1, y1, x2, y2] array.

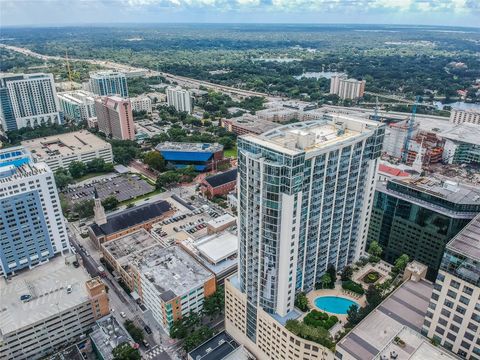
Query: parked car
[[144, 325, 152, 334], [120, 312, 127, 318]]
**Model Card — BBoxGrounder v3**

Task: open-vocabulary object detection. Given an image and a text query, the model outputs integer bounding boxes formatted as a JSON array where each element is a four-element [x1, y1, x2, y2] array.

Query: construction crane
[[65, 50, 74, 90], [401, 95, 420, 164]]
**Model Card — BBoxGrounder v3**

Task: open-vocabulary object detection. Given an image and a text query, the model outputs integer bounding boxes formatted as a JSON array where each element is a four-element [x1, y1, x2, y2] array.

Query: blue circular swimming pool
[[314, 296, 358, 314]]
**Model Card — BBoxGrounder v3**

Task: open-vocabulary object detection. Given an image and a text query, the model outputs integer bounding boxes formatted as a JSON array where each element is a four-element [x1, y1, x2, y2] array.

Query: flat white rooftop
[[21, 130, 111, 160], [196, 232, 238, 265], [207, 213, 236, 229], [440, 122, 480, 145], [0, 256, 91, 335], [136, 245, 212, 300], [244, 117, 382, 155]]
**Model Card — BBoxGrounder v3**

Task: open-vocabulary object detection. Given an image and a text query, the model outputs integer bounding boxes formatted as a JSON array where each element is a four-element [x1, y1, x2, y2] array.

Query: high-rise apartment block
[[58, 90, 96, 122], [0, 257, 110, 360], [0, 73, 62, 131], [0, 147, 69, 277], [89, 71, 128, 98], [329, 75, 366, 100], [423, 213, 480, 359], [94, 96, 135, 140], [225, 116, 384, 359], [166, 86, 193, 114], [449, 108, 480, 125], [368, 176, 480, 280]]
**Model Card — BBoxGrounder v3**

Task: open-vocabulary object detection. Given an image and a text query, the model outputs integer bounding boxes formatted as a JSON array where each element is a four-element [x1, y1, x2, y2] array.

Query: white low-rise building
[[21, 130, 113, 171]]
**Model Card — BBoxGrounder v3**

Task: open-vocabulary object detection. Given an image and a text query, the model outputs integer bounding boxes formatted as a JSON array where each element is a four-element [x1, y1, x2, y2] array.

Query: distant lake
[[294, 71, 346, 80], [434, 101, 480, 111], [252, 57, 301, 63]]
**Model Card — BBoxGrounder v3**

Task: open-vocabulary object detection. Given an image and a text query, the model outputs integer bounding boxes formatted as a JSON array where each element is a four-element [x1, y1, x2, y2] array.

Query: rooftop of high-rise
[[89, 70, 125, 78], [242, 116, 382, 155], [447, 213, 480, 261], [380, 176, 480, 206], [0, 256, 92, 336]]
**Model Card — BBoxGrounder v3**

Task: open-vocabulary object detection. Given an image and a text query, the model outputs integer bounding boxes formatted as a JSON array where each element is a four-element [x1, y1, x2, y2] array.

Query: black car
[[144, 325, 152, 334]]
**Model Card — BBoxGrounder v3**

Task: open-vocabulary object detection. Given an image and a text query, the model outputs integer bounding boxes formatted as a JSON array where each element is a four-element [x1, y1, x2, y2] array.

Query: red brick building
[[201, 168, 237, 199]]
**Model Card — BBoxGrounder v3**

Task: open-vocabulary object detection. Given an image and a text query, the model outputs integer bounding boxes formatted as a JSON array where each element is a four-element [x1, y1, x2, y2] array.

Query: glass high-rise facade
[[237, 116, 384, 340], [89, 71, 128, 98], [367, 178, 480, 280]]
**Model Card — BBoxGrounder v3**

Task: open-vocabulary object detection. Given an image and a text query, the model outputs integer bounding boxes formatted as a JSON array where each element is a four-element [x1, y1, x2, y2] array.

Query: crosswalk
[[143, 346, 165, 360]]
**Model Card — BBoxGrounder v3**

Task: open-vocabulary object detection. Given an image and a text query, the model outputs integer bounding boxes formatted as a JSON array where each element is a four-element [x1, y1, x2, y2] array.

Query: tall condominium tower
[[0, 147, 69, 277], [423, 213, 480, 359], [166, 86, 193, 114], [329, 75, 366, 100], [94, 96, 135, 140], [0, 73, 62, 131], [238, 115, 384, 313], [89, 71, 128, 98]]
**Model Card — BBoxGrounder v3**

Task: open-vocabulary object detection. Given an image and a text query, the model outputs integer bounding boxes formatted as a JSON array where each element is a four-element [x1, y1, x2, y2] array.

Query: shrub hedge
[[342, 280, 365, 295]]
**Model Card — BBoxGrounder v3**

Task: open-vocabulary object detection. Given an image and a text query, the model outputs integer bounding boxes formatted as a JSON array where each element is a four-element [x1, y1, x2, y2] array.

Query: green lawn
[[224, 145, 237, 158], [73, 171, 113, 183], [120, 187, 164, 206]]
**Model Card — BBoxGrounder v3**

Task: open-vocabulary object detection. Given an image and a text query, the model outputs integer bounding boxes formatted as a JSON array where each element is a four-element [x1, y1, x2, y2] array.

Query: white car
[[120, 311, 127, 318]]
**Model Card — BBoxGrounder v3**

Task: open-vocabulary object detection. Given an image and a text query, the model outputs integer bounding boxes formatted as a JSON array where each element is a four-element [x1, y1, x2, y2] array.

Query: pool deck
[[306, 285, 366, 322]]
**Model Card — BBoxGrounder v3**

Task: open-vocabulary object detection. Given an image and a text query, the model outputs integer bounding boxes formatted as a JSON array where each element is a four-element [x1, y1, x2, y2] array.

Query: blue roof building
[[155, 142, 224, 171]]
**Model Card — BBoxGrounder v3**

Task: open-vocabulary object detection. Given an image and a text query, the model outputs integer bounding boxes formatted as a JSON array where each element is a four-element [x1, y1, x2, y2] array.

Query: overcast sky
[[1, 0, 479, 27]]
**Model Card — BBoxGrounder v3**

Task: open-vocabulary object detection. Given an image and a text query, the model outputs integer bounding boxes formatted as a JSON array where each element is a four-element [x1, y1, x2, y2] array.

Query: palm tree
[[320, 273, 331, 289]]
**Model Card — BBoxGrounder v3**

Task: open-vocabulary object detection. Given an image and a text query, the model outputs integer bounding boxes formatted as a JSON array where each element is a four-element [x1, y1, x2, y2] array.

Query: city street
[[67, 224, 178, 360]]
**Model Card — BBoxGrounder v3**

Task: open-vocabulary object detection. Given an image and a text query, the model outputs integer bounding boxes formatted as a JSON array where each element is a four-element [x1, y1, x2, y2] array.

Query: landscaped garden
[[362, 270, 381, 284], [286, 309, 338, 350]]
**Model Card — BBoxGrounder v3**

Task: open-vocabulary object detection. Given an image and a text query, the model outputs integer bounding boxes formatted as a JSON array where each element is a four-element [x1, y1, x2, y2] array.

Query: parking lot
[[63, 174, 155, 205], [151, 205, 224, 245]]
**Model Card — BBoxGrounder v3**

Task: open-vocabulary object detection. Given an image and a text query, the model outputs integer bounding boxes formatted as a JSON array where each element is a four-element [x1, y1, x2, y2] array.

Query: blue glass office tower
[[0, 147, 69, 277]]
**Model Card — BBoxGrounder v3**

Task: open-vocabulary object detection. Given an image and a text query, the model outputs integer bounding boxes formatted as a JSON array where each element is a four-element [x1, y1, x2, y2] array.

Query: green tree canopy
[[124, 320, 144, 343], [54, 168, 73, 189], [73, 199, 94, 218], [68, 161, 87, 178], [102, 196, 119, 211], [368, 241, 383, 258], [143, 151, 166, 172], [112, 343, 140, 360]]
